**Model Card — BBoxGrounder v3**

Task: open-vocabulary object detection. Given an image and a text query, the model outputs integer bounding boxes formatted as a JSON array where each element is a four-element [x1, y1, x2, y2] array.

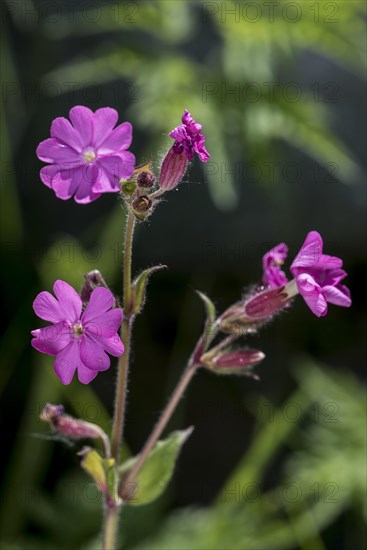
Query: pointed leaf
[[119, 427, 193, 506], [196, 291, 217, 350], [79, 448, 114, 494], [131, 265, 166, 315]]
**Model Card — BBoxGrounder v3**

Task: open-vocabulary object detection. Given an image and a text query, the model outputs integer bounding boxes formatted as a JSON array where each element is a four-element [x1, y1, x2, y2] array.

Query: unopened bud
[[137, 171, 155, 189], [203, 349, 264, 378], [40, 403, 111, 457], [81, 270, 108, 303], [132, 195, 153, 220], [121, 178, 136, 196], [244, 287, 288, 320], [159, 146, 188, 191]]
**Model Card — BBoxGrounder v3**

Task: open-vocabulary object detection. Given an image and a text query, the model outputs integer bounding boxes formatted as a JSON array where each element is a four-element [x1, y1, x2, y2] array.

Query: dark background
[[1, 1, 366, 549]]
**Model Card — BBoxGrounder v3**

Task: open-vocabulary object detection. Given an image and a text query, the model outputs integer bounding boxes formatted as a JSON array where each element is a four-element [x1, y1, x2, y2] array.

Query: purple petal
[[51, 167, 80, 200], [33, 291, 65, 323], [72, 165, 101, 204], [296, 273, 328, 317], [54, 341, 79, 384], [317, 253, 343, 271], [77, 363, 98, 384], [97, 122, 133, 154], [50, 117, 83, 152], [69, 106, 94, 147], [323, 284, 352, 308], [290, 231, 323, 275], [92, 107, 119, 148], [31, 322, 71, 355], [37, 138, 80, 164], [91, 166, 119, 193], [40, 165, 59, 188], [82, 287, 115, 324], [53, 280, 82, 323], [98, 152, 135, 181], [99, 334, 124, 357], [80, 335, 111, 371], [85, 309, 123, 339]]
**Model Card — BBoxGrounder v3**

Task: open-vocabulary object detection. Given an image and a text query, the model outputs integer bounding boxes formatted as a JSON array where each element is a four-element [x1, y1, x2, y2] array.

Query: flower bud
[[132, 195, 153, 220], [40, 403, 111, 456], [244, 287, 289, 320], [203, 349, 264, 378], [159, 146, 188, 191], [81, 270, 108, 303], [137, 171, 155, 189], [121, 178, 136, 196]]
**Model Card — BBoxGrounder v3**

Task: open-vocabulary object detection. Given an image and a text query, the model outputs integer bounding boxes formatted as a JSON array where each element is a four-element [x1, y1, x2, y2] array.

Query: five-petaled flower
[[169, 109, 210, 162], [31, 280, 124, 384], [36, 106, 135, 203], [289, 231, 352, 317]]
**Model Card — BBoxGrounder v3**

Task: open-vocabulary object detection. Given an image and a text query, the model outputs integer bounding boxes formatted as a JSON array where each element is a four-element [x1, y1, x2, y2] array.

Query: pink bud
[[213, 349, 265, 369], [244, 287, 288, 320], [159, 146, 189, 191], [40, 403, 111, 456]]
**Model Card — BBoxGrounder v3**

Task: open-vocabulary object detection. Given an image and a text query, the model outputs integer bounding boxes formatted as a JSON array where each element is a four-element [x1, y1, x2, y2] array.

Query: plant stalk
[[102, 505, 119, 550], [111, 210, 136, 461]]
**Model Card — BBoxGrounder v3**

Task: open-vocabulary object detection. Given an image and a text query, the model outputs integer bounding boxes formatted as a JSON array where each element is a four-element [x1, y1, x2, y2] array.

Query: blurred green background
[[1, 1, 366, 549]]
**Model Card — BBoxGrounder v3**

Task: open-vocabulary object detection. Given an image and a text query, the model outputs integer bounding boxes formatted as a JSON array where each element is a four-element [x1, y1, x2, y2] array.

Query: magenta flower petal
[[31, 322, 71, 355], [82, 287, 115, 324], [69, 106, 94, 147], [54, 341, 79, 385], [98, 153, 135, 181], [93, 107, 119, 148], [77, 363, 99, 384], [33, 291, 65, 323], [86, 309, 123, 338], [322, 284, 352, 307], [99, 334, 124, 356], [296, 273, 328, 317], [37, 138, 80, 164], [50, 117, 83, 152], [53, 280, 82, 323], [40, 165, 60, 188], [80, 336, 110, 371], [51, 169, 80, 200], [98, 122, 133, 154]]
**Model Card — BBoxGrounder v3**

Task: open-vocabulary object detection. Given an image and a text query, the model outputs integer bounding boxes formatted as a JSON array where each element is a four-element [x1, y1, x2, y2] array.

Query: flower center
[[72, 322, 84, 337], [83, 148, 96, 163]]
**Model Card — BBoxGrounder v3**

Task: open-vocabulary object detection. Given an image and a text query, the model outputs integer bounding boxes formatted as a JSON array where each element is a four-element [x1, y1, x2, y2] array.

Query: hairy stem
[[121, 362, 199, 494], [102, 506, 119, 550], [111, 211, 136, 461]]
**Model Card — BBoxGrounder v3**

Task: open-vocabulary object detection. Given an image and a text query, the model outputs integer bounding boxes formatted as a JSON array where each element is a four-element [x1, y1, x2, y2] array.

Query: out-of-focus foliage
[[129, 364, 366, 550]]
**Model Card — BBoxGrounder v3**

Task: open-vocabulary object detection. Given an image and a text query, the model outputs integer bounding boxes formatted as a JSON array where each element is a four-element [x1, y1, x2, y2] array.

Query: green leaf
[[196, 291, 216, 349], [119, 427, 193, 506], [79, 448, 115, 495], [131, 265, 166, 315]]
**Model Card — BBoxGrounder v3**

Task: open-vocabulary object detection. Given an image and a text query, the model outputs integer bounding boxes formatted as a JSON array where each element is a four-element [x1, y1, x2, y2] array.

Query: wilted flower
[[169, 109, 210, 162], [262, 243, 288, 288], [37, 106, 135, 203], [31, 280, 124, 384]]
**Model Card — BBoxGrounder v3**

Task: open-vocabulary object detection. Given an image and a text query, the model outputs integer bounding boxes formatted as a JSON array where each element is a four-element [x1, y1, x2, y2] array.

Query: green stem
[[121, 361, 199, 495], [111, 211, 136, 461], [102, 506, 119, 550]]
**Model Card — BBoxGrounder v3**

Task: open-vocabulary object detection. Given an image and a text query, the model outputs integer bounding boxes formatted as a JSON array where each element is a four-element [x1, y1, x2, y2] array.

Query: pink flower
[[290, 231, 352, 317], [169, 109, 210, 162], [262, 243, 289, 288], [37, 106, 135, 203], [31, 280, 124, 384]]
